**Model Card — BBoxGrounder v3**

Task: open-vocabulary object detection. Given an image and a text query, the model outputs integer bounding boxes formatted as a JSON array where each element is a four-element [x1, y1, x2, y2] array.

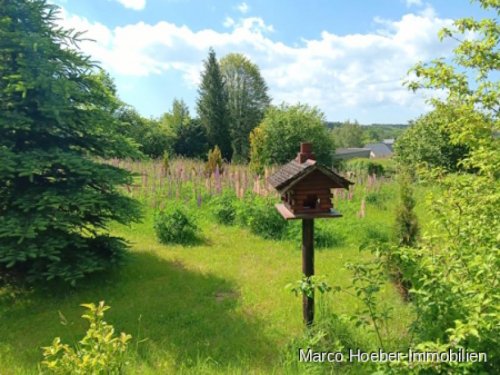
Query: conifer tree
[[196, 48, 232, 160], [394, 170, 419, 247], [0, 0, 141, 284]]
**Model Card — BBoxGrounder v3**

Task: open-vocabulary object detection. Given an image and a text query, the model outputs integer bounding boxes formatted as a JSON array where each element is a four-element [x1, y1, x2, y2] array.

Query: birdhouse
[[268, 143, 353, 220]]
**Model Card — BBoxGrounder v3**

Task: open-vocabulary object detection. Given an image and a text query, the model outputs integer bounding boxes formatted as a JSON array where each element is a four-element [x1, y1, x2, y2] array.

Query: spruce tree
[[196, 48, 232, 160], [0, 0, 141, 284]]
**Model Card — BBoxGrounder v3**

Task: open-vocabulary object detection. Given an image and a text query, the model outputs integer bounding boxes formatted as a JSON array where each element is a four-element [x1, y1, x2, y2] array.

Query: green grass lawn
[[0, 181, 431, 374]]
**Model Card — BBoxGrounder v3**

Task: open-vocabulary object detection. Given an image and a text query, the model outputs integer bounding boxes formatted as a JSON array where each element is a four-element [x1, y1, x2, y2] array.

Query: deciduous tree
[[220, 53, 271, 162], [394, 106, 468, 172], [394, 1, 500, 372], [331, 120, 364, 148], [249, 104, 335, 173], [162, 98, 190, 135], [118, 106, 174, 159], [173, 118, 208, 158], [161, 99, 208, 158]]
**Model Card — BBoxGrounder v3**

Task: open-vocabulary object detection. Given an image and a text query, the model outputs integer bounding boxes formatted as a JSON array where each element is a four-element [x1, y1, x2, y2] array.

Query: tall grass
[[0, 157, 423, 374]]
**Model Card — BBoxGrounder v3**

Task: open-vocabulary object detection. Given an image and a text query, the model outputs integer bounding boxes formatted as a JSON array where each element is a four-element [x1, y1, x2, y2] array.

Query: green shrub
[[315, 226, 346, 248], [346, 159, 385, 177], [41, 301, 131, 374], [285, 222, 345, 248], [367, 162, 384, 176], [209, 190, 237, 225], [394, 106, 468, 173], [281, 301, 367, 374], [154, 205, 199, 244], [236, 194, 288, 239]]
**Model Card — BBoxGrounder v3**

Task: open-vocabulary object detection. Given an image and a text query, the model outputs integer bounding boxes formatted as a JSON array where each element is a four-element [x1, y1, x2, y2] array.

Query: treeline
[[116, 51, 406, 166], [115, 48, 340, 171], [327, 121, 406, 146], [117, 48, 271, 163], [329, 120, 406, 148], [119, 97, 406, 164]]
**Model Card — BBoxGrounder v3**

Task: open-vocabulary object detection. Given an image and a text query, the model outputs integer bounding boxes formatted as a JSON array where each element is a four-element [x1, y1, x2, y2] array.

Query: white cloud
[[58, 5, 455, 120], [223, 17, 235, 28], [237, 2, 249, 14], [406, 0, 423, 7], [113, 0, 146, 11]]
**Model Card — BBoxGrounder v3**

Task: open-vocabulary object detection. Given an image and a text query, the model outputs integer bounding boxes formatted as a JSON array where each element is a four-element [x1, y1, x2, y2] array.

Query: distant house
[[334, 139, 395, 160], [364, 141, 393, 158], [382, 139, 395, 151], [334, 148, 371, 160]]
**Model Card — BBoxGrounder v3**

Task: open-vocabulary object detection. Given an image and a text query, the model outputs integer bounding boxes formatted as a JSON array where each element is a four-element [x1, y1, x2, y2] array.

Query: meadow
[[0, 158, 433, 374]]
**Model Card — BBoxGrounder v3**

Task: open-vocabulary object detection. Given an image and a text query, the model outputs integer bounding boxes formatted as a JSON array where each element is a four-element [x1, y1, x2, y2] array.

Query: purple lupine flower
[[214, 165, 221, 194], [235, 178, 240, 198], [358, 198, 366, 218]]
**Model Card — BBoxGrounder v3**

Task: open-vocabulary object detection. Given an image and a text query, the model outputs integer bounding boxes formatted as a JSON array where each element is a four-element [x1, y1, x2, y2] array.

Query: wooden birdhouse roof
[[268, 143, 353, 194], [269, 159, 352, 194]]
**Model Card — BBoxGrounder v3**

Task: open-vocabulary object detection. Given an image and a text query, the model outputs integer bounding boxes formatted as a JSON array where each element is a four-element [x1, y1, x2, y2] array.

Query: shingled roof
[[268, 159, 352, 194]]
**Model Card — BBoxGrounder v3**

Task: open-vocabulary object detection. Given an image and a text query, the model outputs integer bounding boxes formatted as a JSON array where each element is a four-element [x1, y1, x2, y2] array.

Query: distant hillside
[[324, 121, 408, 129], [325, 122, 408, 143]]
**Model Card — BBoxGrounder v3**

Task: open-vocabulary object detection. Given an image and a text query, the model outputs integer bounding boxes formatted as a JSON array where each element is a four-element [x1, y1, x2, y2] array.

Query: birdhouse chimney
[[296, 142, 316, 163]]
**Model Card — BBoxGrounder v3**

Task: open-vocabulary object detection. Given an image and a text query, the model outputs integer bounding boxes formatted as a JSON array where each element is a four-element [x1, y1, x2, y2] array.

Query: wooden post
[[302, 218, 314, 326]]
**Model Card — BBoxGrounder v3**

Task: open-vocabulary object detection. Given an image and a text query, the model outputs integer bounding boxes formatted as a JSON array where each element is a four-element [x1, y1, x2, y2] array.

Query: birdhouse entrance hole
[[303, 194, 318, 209]]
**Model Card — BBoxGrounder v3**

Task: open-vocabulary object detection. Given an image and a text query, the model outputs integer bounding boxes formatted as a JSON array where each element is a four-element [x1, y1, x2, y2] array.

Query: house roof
[[365, 142, 393, 157], [382, 139, 395, 151], [268, 159, 352, 194], [334, 148, 371, 159]]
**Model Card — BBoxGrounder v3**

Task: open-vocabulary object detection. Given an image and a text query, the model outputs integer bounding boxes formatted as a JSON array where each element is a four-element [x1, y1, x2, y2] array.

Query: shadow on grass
[[0, 252, 275, 372]]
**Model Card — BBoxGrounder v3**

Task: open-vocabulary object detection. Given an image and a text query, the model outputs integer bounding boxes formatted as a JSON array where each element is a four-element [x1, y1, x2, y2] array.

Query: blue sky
[[52, 0, 491, 124]]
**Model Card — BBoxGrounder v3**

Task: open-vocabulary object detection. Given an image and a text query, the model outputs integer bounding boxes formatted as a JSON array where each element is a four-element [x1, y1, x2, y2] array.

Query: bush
[[41, 301, 131, 374], [315, 226, 346, 248], [346, 159, 385, 177], [281, 302, 367, 374], [154, 205, 199, 244], [236, 194, 288, 239], [209, 190, 237, 225], [285, 222, 345, 249], [394, 106, 468, 173]]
